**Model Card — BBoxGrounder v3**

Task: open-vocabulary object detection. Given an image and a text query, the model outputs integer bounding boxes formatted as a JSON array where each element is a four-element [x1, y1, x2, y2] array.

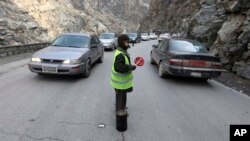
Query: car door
[[158, 39, 170, 64], [90, 36, 99, 62], [154, 40, 168, 65], [94, 36, 103, 58]]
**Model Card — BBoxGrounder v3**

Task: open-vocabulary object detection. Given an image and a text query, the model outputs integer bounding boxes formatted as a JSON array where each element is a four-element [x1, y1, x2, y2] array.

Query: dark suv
[[128, 32, 141, 43]]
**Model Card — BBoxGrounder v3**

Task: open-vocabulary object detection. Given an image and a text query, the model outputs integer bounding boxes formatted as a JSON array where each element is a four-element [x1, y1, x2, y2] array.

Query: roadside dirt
[[213, 72, 250, 97]]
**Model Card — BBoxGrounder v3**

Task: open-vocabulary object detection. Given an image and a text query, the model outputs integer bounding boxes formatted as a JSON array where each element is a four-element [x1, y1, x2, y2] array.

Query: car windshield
[[51, 35, 90, 48], [170, 40, 208, 53], [99, 34, 115, 39], [128, 33, 137, 37], [142, 33, 148, 36]]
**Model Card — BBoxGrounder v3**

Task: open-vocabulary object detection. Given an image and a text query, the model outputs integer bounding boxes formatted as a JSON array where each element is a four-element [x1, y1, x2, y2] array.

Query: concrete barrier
[[0, 43, 50, 58]]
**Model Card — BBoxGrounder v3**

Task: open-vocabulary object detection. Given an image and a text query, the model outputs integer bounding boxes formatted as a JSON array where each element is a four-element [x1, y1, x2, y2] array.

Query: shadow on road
[[33, 74, 83, 82]]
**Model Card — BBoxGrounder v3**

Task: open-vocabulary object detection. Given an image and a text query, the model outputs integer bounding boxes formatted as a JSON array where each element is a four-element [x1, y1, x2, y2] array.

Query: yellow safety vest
[[110, 49, 133, 90]]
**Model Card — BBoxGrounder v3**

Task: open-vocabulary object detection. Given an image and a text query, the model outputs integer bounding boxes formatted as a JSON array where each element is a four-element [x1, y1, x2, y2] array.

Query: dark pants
[[115, 89, 127, 112]]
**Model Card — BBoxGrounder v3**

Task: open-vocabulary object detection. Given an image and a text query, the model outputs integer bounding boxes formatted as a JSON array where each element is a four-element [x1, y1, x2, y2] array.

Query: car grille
[[42, 59, 63, 64]]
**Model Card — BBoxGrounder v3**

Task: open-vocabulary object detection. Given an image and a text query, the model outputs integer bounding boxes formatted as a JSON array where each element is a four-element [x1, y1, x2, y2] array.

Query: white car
[[141, 33, 150, 41], [158, 33, 171, 42], [149, 33, 157, 40], [99, 32, 116, 51]]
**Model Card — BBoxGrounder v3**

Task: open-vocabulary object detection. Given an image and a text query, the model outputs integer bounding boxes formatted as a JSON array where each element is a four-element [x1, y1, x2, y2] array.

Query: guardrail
[[0, 43, 50, 58]]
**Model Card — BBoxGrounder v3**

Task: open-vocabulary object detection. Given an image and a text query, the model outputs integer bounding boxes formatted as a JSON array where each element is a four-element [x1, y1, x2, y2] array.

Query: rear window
[[170, 40, 208, 53], [128, 33, 137, 37], [99, 33, 115, 39]]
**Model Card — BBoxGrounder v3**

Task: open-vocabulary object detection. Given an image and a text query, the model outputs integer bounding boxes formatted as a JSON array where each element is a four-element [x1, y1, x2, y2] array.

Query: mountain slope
[[0, 0, 150, 46]]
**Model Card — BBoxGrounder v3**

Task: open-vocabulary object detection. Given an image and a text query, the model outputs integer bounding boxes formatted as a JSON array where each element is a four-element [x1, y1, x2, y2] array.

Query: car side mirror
[[152, 44, 157, 48], [91, 44, 97, 48]]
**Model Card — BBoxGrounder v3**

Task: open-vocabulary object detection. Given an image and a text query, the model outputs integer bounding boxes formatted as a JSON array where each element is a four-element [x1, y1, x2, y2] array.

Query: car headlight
[[31, 57, 41, 62], [63, 59, 80, 64]]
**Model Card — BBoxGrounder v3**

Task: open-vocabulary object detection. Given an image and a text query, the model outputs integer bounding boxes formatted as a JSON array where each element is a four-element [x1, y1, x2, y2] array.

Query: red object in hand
[[134, 57, 145, 66]]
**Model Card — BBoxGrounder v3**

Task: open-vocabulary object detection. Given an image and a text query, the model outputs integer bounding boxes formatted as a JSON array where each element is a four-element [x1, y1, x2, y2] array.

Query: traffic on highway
[[0, 37, 249, 141]]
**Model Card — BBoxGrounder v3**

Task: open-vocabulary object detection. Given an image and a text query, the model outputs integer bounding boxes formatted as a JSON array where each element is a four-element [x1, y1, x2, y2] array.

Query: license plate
[[191, 72, 201, 77], [42, 66, 58, 73]]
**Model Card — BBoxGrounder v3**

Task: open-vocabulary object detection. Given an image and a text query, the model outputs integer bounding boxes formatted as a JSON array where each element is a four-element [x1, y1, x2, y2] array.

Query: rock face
[[140, 0, 250, 79], [0, 0, 149, 46], [0, 0, 48, 45]]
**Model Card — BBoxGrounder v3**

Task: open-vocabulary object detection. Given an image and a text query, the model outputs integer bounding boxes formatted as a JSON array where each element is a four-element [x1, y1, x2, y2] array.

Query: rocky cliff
[[0, 0, 149, 45], [140, 0, 250, 79]]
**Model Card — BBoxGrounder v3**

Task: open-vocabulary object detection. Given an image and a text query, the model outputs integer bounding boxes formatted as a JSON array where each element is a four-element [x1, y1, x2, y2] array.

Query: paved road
[[0, 40, 250, 141]]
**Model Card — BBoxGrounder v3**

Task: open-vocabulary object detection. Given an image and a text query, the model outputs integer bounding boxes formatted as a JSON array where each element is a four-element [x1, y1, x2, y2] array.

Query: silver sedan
[[99, 32, 116, 51], [28, 33, 104, 77]]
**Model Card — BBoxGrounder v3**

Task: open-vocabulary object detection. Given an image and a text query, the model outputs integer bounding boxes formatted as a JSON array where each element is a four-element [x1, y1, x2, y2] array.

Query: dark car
[[29, 33, 104, 77], [128, 32, 141, 43], [150, 38, 225, 80]]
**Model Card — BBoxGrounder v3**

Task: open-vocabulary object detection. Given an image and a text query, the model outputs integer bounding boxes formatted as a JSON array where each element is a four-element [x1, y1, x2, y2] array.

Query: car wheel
[[158, 62, 165, 78], [82, 59, 91, 78], [97, 53, 104, 63]]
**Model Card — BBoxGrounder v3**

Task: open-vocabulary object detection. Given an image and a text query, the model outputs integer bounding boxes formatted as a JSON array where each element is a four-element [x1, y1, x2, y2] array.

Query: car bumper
[[129, 39, 137, 43], [28, 62, 86, 75], [163, 63, 223, 78], [103, 44, 113, 49]]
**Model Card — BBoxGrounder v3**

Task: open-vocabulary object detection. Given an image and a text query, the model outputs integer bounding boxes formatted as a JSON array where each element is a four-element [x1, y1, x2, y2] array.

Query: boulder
[[232, 62, 245, 72], [217, 15, 245, 44], [226, 0, 240, 13], [0, 20, 8, 26], [237, 65, 250, 79]]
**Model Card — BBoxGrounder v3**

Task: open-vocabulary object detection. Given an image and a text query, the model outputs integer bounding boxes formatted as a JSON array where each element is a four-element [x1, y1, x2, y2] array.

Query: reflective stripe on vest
[[110, 49, 133, 90]]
